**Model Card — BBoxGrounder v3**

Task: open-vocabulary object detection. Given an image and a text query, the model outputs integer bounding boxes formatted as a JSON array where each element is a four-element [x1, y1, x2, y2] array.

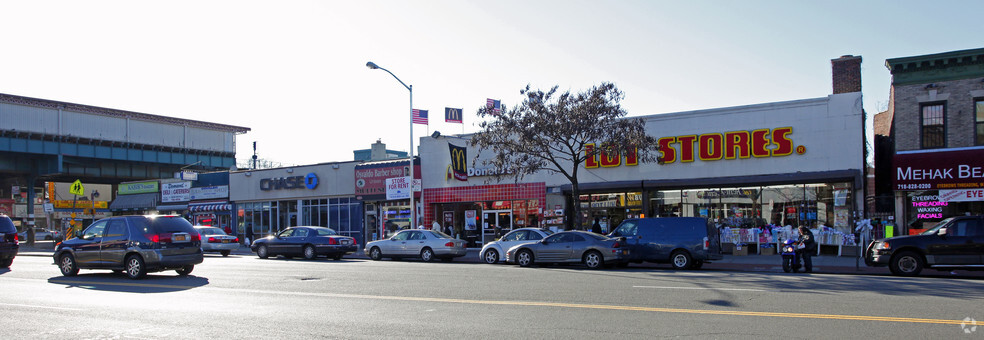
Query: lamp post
[[366, 61, 416, 230]]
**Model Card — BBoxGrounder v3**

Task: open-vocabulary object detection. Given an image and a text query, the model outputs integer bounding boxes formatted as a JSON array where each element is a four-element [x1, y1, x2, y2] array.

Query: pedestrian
[[797, 226, 817, 273], [591, 217, 602, 234], [245, 225, 254, 247]]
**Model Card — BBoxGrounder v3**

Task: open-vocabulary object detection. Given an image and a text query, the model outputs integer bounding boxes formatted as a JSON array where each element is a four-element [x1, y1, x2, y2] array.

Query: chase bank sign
[[260, 173, 319, 191]]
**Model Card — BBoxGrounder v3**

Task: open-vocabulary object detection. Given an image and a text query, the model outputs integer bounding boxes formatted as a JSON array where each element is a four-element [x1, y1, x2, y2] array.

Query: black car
[[251, 226, 357, 260], [54, 215, 204, 279], [608, 217, 723, 269], [866, 216, 984, 276], [0, 214, 18, 268]]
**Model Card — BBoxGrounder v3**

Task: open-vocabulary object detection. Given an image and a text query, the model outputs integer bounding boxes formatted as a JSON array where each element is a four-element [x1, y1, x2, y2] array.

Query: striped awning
[[189, 203, 232, 212]]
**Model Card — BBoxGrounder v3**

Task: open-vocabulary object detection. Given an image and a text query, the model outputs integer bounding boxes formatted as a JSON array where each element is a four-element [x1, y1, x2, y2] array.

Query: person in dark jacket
[[797, 226, 817, 273], [591, 217, 602, 234]]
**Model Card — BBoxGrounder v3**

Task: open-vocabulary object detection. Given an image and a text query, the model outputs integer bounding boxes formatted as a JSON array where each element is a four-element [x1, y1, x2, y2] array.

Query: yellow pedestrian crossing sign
[[70, 180, 85, 196]]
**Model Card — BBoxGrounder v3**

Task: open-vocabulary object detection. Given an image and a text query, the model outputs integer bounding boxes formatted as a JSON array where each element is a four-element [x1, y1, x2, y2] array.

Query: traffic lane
[[13, 255, 984, 325], [0, 275, 971, 339], [7, 257, 984, 335]]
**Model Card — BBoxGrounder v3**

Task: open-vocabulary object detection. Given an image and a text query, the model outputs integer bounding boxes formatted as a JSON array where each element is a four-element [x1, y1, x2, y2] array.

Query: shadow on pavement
[[47, 273, 210, 293]]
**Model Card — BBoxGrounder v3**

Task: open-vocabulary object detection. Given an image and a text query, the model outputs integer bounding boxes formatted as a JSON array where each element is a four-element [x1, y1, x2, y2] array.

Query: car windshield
[[198, 227, 225, 235], [0, 216, 14, 233], [428, 230, 452, 239], [585, 233, 608, 241], [921, 217, 955, 235], [315, 228, 338, 236], [129, 216, 197, 234]]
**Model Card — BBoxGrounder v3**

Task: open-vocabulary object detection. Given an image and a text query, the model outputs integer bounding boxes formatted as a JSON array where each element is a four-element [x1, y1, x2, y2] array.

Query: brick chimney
[[831, 55, 862, 94]]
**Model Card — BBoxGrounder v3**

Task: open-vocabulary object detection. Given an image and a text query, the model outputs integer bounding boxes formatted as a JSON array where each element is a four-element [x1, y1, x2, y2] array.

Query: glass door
[[482, 210, 513, 245]]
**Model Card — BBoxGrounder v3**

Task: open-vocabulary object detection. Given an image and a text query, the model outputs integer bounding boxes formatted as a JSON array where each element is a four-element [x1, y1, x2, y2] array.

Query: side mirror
[[937, 227, 948, 237]]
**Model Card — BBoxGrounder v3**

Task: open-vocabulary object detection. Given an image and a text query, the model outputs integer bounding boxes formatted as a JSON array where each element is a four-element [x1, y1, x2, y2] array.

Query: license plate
[[341, 240, 350, 245], [174, 235, 187, 242], [222, 239, 230, 243]]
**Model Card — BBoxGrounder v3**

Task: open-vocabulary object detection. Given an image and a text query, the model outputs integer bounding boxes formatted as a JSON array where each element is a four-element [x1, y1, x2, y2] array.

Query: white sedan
[[364, 229, 467, 262], [479, 228, 554, 264], [195, 226, 239, 256]]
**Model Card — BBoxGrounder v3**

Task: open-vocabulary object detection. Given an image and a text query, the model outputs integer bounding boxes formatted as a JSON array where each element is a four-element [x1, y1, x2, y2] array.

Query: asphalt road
[[2, 254, 983, 339]]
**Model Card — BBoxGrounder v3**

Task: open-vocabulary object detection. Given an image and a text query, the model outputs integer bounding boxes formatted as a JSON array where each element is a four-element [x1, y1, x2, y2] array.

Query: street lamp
[[366, 61, 416, 230]]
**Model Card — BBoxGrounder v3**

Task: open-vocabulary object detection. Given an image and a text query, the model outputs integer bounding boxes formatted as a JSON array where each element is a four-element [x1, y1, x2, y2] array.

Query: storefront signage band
[[894, 148, 984, 190], [260, 173, 319, 191], [118, 181, 159, 195]]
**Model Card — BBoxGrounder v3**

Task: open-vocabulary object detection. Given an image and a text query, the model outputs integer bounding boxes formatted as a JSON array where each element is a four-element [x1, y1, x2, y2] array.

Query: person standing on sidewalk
[[797, 226, 817, 273], [591, 217, 602, 234]]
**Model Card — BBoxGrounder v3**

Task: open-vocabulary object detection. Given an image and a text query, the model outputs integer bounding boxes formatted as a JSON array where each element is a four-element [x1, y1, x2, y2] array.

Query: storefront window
[[717, 187, 762, 228], [761, 185, 803, 227]]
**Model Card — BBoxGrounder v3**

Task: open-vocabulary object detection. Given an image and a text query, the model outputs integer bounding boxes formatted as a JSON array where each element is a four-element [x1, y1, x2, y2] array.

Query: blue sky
[[2, 0, 981, 166]]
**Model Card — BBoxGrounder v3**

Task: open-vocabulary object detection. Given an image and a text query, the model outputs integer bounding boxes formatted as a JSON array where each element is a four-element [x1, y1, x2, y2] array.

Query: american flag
[[486, 98, 501, 114], [412, 109, 428, 125]]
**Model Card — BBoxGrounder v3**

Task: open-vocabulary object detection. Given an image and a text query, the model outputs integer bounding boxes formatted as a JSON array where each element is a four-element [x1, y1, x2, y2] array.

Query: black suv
[[865, 216, 984, 276], [54, 215, 204, 279], [0, 214, 18, 268]]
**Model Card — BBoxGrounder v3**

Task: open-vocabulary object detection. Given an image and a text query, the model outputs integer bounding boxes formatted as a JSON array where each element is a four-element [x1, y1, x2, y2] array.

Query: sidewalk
[[15, 241, 981, 277]]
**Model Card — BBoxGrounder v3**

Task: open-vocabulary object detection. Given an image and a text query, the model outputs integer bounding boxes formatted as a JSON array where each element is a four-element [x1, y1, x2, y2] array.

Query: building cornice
[[885, 48, 984, 86]]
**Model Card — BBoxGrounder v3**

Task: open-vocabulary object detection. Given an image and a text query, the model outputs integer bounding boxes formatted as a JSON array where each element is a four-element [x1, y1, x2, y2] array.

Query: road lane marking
[[633, 286, 765, 292], [46, 279, 967, 326], [0, 303, 83, 311]]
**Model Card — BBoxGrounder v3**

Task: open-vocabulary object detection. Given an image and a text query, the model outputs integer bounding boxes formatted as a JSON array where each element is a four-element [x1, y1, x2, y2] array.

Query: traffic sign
[[70, 180, 85, 196]]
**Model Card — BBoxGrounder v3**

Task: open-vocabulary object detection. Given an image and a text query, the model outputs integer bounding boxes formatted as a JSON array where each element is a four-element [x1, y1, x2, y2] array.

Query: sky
[[2, 0, 982, 167]]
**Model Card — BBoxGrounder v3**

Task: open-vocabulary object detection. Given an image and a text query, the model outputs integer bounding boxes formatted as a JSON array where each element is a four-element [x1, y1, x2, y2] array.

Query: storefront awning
[[109, 193, 159, 211], [156, 204, 188, 212], [189, 203, 231, 212]]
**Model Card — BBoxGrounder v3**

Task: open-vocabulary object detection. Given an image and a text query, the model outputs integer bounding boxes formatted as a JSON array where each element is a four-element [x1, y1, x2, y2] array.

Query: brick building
[[885, 48, 984, 233]]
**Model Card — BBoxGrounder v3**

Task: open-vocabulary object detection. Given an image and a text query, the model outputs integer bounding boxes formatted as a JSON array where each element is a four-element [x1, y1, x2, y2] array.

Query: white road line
[[0, 303, 84, 311], [632, 286, 765, 292]]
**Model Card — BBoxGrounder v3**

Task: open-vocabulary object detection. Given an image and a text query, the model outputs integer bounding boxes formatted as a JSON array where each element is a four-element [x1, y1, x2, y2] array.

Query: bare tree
[[472, 83, 660, 230]]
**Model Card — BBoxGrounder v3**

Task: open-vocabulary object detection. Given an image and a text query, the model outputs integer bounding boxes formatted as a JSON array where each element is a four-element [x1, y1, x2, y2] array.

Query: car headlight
[[874, 241, 890, 250]]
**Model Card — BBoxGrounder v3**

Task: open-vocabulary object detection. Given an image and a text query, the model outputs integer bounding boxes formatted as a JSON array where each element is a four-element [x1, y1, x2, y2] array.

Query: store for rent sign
[[386, 177, 411, 200], [894, 149, 984, 190]]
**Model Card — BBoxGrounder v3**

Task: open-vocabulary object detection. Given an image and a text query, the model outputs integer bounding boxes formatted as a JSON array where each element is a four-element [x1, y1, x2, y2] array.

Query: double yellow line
[[51, 279, 968, 325]]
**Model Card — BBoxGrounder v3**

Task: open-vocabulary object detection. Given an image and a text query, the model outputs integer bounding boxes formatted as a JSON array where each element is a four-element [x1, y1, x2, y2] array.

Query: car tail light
[[191, 233, 201, 242], [233, 237, 239, 243], [703, 237, 710, 250], [145, 234, 160, 243], [13, 234, 18, 242], [208, 237, 218, 243], [353, 238, 358, 245], [612, 241, 620, 248], [445, 241, 455, 247]]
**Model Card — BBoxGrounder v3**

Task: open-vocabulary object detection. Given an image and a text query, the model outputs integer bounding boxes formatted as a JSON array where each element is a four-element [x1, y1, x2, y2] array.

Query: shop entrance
[[482, 210, 512, 245]]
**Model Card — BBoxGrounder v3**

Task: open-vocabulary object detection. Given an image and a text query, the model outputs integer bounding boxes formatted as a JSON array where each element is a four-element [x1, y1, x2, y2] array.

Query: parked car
[[54, 215, 204, 279], [504, 231, 626, 269], [364, 229, 467, 262], [195, 225, 239, 257], [18, 228, 61, 241], [607, 217, 723, 269], [865, 216, 984, 276], [0, 214, 18, 268], [479, 228, 554, 264], [251, 226, 357, 260]]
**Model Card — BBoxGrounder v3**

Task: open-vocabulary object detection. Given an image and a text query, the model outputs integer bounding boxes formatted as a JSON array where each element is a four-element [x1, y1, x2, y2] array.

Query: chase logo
[[305, 173, 319, 190]]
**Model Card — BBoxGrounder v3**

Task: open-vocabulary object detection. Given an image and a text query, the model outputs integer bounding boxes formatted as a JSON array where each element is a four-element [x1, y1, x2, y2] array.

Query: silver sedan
[[479, 228, 554, 264], [504, 231, 627, 269], [364, 229, 467, 262]]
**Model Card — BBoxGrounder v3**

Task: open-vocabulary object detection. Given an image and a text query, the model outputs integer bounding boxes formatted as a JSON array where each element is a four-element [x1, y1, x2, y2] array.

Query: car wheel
[[220, 250, 231, 257], [124, 254, 146, 280], [890, 251, 923, 277], [303, 245, 317, 260], [257, 245, 269, 259], [369, 247, 382, 261], [176, 265, 194, 276], [517, 249, 534, 267], [59, 253, 79, 276], [420, 248, 435, 262], [670, 250, 692, 270], [483, 249, 499, 264], [583, 251, 604, 269]]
